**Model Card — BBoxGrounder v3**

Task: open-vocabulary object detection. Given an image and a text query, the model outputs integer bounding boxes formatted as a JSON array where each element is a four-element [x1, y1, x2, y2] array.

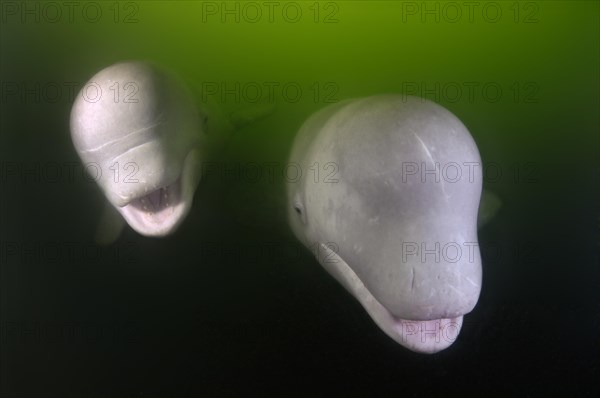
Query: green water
[[2, 1, 598, 208]]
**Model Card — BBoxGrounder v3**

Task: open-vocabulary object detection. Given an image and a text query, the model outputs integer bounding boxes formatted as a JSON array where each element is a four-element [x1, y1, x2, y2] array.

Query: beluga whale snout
[[70, 61, 209, 238], [287, 95, 484, 354]]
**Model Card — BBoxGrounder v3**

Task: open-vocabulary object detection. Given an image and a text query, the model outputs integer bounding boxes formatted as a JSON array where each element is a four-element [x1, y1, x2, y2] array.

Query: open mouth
[[117, 176, 189, 236], [108, 149, 202, 237], [129, 177, 181, 217]]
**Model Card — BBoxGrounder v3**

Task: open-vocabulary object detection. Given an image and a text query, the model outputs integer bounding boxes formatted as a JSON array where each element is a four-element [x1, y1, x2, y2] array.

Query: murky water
[[1, 1, 598, 396]]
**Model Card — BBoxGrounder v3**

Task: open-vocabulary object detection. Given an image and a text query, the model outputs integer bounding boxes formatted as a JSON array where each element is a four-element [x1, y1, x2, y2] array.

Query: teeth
[[128, 178, 180, 217], [140, 196, 150, 211], [163, 188, 169, 207], [133, 187, 171, 214]]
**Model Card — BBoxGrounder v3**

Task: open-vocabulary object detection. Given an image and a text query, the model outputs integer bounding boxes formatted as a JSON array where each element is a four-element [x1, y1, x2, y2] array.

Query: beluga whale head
[[70, 61, 207, 237], [287, 95, 483, 354]]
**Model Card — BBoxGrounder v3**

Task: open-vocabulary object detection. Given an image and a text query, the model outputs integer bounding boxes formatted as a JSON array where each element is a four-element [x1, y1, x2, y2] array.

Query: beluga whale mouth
[[129, 180, 180, 217], [118, 175, 184, 236], [317, 242, 466, 354], [115, 145, 202, 237], [287, 95, 485, 354]]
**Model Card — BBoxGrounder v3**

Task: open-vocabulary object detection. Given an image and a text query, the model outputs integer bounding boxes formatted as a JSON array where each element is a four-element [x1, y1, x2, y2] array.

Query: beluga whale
[[70, 61, 271, 243], [287, 95, 488, 354]]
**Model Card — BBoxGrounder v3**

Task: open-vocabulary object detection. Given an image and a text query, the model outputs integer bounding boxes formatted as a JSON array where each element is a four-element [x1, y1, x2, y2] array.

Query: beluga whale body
[[287, 95, 486, 354], [70, 61, 270, 242]]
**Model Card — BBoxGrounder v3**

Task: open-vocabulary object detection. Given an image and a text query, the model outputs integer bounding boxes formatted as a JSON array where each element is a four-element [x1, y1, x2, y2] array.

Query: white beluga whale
[[287, 95, 487, 354], [70, 61, 271, 242]]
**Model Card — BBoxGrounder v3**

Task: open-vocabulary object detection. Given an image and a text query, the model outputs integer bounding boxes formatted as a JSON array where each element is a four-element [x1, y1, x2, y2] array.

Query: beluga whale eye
[[287, 94, 487, 354], [293, 193, 307, 225], [70, 61, 207, 239]]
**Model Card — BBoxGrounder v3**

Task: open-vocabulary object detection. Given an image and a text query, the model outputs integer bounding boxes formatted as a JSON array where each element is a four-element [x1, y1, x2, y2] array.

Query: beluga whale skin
[[70, 61, 271, 242], [287, 95, 484, 354], [70, 61, 206, 238]]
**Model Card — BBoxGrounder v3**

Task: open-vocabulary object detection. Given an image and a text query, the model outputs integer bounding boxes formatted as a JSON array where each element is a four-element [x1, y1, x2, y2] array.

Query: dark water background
[[1, 1, 598, 396]]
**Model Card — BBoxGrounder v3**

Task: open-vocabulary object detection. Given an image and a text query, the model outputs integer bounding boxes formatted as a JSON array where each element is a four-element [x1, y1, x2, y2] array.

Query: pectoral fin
[[94, 202, 125, 246], [478, 189, 502, 229], [228, 102, 276, 130]]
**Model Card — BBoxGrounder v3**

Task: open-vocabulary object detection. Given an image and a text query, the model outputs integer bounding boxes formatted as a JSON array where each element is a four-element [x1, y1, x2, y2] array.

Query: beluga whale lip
[[287, 95, 484, 354], [70, 61, 206, 238]]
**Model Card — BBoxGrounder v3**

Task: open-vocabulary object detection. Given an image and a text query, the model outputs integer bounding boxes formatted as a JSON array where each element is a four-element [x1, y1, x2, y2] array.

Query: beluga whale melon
[[287, 95, 486, 354]]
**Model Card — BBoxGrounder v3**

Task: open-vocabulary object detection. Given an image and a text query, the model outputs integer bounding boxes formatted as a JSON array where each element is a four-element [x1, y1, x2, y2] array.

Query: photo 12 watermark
[[199, 1, 340, 24], [398, 319, 461, 344], [302, 240, 539, 266], [401, 161, 539, 185], [402, 241, 480, 264], [0, 160, 538, 186], [200, 161, 339, 184], [0, 161, 132, 185], [0, 80, 140, 105], [195, 240, 318, 267], [0, 80, 341, 105], [401, 240, 540, 265], [200, 81, 340, 104], [0, 320, 140, 345], [400, 81, 540, 104], [0, 240, 140, 266], [0, 1, 140, 24], [399, 1, 540, 24]]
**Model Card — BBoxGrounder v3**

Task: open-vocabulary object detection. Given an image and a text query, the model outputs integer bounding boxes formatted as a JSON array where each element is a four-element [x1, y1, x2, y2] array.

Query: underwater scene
[[1, 1, 598, 396]]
